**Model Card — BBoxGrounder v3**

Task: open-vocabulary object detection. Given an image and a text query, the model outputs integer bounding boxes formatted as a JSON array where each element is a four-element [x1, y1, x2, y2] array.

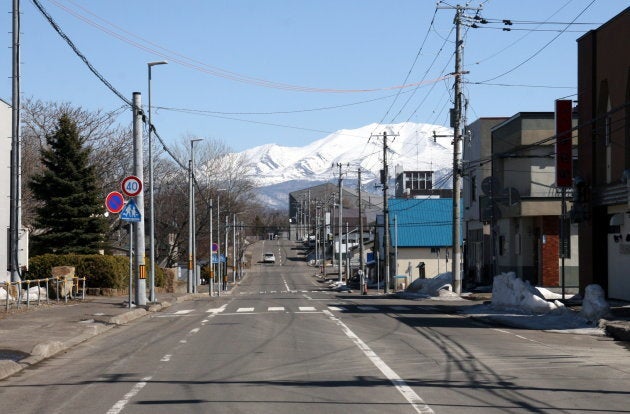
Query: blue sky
[[2, 0, 627, 152]]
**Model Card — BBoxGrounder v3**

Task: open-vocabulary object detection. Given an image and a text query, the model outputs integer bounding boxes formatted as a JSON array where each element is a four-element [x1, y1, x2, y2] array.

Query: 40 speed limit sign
[[121, 175, 142, 197]]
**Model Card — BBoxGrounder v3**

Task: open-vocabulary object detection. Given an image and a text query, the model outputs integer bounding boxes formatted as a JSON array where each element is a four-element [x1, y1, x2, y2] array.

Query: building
[[489, 112, 579, 287], [373, 198, 461, 288], [576, 7, 630, 300], [463, 117, 508, 287], [394, 167, 453, 199]]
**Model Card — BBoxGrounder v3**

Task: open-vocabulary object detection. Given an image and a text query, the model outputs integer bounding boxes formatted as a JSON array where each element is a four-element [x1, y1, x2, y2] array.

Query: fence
[[1, 277, 86, 312]]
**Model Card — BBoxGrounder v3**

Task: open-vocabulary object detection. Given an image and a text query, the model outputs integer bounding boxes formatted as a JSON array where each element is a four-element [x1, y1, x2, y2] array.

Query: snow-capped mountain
[[239, 122, 454, 208]]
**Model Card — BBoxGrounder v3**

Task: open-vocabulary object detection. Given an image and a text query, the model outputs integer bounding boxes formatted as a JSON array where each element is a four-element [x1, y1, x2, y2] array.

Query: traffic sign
[[120, 198, 142, 222], [121, 175, 143, 197], [212, 243, 218, 252], [105, 191, 125, 214]]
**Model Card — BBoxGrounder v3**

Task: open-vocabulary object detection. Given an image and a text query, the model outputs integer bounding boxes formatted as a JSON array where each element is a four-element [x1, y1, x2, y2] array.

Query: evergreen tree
[[29, 114, 108, 255]]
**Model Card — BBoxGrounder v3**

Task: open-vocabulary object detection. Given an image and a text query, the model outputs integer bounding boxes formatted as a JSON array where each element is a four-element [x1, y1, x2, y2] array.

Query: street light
[[189, 138, 203, 294], [147, 60, 167, 303]]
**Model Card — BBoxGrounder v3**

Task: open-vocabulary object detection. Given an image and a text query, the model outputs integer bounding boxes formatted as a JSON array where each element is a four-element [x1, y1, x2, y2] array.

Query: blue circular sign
[[106, 191, 125, 214]]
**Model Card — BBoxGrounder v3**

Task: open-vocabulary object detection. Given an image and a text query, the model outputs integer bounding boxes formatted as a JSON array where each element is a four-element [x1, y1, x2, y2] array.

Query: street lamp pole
[[147, 60, 167, 303], [189, 138, 202, 294]]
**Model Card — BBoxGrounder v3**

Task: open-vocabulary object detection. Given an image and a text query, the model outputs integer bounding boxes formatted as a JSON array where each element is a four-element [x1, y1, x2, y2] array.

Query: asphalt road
[[1, 238, 629, 413]]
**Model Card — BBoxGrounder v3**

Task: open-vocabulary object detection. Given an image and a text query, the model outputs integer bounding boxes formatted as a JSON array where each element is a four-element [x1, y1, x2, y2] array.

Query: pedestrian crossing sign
[[120, 198, 141, 222]]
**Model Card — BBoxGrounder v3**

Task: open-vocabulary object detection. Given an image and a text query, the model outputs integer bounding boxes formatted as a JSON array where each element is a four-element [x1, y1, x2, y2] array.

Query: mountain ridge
[[238, 122, 454, 208]]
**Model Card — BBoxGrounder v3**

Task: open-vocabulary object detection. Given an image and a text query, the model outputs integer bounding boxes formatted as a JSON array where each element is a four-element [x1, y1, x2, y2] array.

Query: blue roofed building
[[383, 198, 462, 287]]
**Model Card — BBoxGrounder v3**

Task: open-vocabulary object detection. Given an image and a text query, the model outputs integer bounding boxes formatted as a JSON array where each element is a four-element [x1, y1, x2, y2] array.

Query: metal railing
[[2, 277, 86, 312]]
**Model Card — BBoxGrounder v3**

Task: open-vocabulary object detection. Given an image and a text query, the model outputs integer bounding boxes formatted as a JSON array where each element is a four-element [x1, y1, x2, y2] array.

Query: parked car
[[263, 252, 276, 263]]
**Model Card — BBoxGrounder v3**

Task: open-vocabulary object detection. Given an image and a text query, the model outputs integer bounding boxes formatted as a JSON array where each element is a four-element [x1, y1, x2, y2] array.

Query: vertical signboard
[[555, 99, 573, 187]]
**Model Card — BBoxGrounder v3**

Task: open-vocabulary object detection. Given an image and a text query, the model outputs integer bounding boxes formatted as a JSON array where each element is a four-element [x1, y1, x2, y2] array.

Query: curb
[[603, 321, 630, 342]]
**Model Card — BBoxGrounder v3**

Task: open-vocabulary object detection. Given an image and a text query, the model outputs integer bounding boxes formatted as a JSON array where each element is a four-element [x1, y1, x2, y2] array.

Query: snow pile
[[406, 272, 453, 297], [24, 286, 48, 301], [580, 284, 610, 322], [491, 272, 564, 314]]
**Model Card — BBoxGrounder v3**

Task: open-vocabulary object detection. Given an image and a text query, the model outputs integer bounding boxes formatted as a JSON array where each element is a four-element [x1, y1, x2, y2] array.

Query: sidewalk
[[0, 287, 229, 381]]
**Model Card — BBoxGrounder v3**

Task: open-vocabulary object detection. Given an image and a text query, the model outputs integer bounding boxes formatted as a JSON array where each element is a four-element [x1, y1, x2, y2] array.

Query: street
[[1, 238, 629, 413]]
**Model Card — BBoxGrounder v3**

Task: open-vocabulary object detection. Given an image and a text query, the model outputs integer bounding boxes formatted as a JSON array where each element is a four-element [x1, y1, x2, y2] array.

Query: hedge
[[26, 254, 166, 290]]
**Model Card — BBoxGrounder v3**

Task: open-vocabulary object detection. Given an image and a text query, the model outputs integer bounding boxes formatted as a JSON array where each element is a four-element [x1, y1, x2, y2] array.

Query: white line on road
[[237, 307, 255, 313], [106, 376, 152, 414], [174, 310, 194, 315], [206, 304, 227, 314], [268, 307, 285, 312], [323, 310, 435, 414], [299, 306, 317, 312], [189, 328, 200, 334], [160, 354, 171, 362]]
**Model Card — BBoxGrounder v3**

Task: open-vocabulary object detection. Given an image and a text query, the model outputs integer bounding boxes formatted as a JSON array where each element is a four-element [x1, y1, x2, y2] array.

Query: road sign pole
[[132, 92, 147, 306]]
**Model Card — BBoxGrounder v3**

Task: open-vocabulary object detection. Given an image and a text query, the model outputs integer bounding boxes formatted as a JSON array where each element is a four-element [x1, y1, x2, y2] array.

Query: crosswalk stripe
[[299, 306, 317, 312], [327, 306, 345, 312], [174, 310, 194, 315], [268, 307, 285, 312], [237, 307, 255, 313]]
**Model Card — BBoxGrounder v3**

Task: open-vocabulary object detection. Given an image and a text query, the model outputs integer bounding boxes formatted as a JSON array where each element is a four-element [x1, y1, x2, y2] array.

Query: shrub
[[26, 254, 166, 290]]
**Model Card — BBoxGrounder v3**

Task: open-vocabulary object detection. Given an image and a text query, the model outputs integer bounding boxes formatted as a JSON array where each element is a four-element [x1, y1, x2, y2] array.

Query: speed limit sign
[[121, 175, 143, 197]]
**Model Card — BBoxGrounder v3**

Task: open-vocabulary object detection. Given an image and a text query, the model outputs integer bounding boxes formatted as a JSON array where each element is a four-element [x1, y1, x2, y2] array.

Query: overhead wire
[[48, 0, 445, 94], [475, 0, 597, 83]]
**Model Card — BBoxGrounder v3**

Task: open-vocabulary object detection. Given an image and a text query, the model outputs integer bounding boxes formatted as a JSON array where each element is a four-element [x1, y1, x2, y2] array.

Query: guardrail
[[1, 277, 87, 312]]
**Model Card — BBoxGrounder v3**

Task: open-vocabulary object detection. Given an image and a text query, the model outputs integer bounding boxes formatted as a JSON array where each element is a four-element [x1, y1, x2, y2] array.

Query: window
[[405, 171, 433, 191]]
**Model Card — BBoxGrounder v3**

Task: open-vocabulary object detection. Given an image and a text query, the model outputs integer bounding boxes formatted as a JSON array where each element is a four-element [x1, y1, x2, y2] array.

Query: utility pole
[[372, 131, 397, 294], [209, 200, 213, 296], [438, 3, 478, 294], [132, 93, 147, 306], [9, 0, 21, 283], [382, 131, 390, 294], [358, 168, 366, 294], [336, 163, 345, 282]]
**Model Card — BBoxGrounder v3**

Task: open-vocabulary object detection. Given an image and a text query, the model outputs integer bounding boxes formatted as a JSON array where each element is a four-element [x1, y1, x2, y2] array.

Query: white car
[[263, 252, 276, 263]]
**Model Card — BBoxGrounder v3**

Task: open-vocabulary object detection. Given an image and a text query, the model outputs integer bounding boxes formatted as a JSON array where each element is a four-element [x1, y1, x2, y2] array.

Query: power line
[[31, 0, 132, 107]]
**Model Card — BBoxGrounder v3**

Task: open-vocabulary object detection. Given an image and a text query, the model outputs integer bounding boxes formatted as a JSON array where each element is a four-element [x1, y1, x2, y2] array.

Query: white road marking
[[268, 307, 285, 312], [190, 328, 200, 334], [299, 306, 317, 312], [328, 306, 345, 312], [179, 339, 187, 343], [160, 354, 171, 362], [106, 376, 152, 414], [323, 310, 435, 414], [201, 319, 209, 324], [174, 310, 194, 315], [237, 307, 255, 313], [206, 304, 227, 314]]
